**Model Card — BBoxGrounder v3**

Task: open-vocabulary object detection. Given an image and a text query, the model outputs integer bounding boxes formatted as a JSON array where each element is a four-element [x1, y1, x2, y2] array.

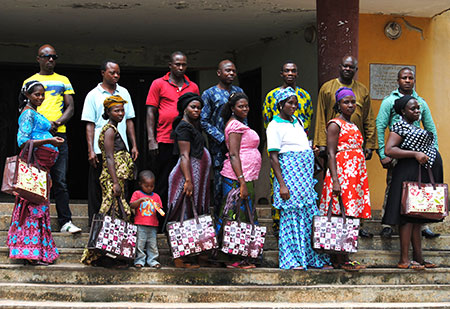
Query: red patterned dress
[[319, 118, 371, 219]]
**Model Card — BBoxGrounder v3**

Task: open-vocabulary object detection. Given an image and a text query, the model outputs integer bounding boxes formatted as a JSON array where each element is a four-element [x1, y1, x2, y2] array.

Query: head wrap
[[335, 87, 356, 103], [394, 95, 415, 115], [103, 95, 127, 109], [274, 87, 296, 105], [177, 92, 203, 113]]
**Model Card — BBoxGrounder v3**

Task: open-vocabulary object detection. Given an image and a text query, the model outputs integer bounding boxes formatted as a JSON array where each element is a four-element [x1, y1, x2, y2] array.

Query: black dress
[[382, 120, 443, 225]]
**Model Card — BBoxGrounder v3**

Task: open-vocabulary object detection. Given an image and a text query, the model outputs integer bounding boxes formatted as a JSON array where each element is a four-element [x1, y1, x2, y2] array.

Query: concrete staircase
[[0, 201, 449, 308]]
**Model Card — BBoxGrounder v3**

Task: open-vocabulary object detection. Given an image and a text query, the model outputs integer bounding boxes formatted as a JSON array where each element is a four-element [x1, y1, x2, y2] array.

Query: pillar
[[316, 0, 359, 87]]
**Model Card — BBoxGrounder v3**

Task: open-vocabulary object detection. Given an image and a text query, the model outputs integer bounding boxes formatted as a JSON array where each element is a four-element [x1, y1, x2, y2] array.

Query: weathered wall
[[358, 12, 450, 210]]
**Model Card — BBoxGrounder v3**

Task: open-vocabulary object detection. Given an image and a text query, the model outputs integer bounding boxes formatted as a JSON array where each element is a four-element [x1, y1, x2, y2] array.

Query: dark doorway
[[238, 67, 263, 137], [0, 63, 198, 200]]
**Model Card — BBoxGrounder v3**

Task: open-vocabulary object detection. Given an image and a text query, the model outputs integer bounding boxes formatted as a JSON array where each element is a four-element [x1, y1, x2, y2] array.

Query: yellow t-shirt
[[23, 73, 75, 133]]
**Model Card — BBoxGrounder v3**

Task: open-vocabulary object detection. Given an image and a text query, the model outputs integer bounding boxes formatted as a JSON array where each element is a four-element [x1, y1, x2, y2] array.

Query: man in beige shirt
[[314, 55, 378, 159]]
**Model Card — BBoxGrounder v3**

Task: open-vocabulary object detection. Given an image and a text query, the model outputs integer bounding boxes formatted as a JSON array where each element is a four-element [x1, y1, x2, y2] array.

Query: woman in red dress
[[319, 87, 371, 270]]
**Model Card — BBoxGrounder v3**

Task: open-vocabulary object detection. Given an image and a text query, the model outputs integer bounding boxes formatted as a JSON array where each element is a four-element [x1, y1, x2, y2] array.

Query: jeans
[[135, 225, 159, 266], [51, 133, 72, 227]]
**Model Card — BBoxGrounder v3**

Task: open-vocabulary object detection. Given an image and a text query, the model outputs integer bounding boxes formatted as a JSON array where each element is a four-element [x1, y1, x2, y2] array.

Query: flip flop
[[397, 261, 425, 270], [420, 261, 437, 268]]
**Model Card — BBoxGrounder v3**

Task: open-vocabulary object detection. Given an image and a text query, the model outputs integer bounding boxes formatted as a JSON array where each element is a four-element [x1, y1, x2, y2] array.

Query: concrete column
[[316, 0, 359, 87]]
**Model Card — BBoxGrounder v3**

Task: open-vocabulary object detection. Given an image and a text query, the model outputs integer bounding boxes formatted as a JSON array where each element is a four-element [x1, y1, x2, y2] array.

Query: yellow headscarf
[[103, 95, 127, 109]]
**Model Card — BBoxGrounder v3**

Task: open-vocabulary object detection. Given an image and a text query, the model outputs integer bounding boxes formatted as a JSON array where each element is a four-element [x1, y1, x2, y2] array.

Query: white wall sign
[[369, 64, 416, 100]]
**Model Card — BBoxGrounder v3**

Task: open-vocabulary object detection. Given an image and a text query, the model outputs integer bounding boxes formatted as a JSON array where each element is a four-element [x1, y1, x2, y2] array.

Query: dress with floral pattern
[[319, 118, 371, 219]]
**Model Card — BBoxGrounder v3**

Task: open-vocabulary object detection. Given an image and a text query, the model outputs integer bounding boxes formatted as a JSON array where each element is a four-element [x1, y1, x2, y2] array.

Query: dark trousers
[[51, 133, 72, 227], [88, 154, 103, 226], [154, 143, 178, 213]]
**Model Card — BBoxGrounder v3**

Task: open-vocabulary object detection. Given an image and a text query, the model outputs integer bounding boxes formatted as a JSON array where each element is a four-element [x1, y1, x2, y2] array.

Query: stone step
[[0, 263, 449, 286], [0, 203, 274, 219], [1, 247, 449, 268], [1, 231, 449, 251], [1, 203, 448, 235], [0, 282, 448, 303], [1, 300, 449, 309]]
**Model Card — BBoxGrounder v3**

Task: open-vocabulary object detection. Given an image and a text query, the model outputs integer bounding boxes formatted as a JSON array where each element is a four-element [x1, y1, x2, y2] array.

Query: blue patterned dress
[[8, 108, 59, 263], [267, 116, 329, 269]]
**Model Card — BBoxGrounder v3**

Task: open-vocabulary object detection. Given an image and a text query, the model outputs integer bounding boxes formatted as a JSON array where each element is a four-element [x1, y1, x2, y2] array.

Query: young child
[[130, 170, 164, 268]]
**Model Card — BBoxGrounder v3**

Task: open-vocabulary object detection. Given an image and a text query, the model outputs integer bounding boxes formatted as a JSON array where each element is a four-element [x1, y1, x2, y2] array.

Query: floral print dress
[[319, 118, 371, 219]]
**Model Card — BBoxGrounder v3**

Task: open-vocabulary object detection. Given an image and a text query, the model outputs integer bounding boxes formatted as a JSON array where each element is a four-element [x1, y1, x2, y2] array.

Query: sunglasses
[[39, 54, 58, 60]]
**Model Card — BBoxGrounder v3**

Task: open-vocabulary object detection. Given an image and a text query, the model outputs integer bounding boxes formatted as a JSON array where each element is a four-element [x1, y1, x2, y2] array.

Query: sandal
[[320, 265, 334, 270], [134, 264, 144, 268], [419, 261, 437, 268], [226, 262, 241, 269], [292, 266, 304, 270], [397, 261, 425, 270], [341, 261, 365, 271], [151, 264, 162, 269], [239, 260, 256, 269]]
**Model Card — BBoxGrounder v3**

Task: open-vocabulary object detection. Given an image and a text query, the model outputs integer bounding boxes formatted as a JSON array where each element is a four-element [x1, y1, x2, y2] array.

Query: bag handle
[[418, 165, 437, 190], [177, 194, 200, 225], [19, 140, 43, 171], [107, 196, 128, 221], [327, 194, 346, 221]]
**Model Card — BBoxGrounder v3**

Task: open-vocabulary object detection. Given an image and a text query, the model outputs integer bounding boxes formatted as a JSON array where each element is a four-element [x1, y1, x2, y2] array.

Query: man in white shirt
[[81, 60, 138, 225]]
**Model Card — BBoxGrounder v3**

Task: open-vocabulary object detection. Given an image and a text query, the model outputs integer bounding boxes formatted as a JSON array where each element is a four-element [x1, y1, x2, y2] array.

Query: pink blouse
[[220, 119, 261, 181]]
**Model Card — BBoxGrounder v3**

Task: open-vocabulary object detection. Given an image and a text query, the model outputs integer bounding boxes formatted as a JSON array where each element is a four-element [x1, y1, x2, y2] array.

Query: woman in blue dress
[[266, 87, 331, 270], [7, 80, 64, 265]]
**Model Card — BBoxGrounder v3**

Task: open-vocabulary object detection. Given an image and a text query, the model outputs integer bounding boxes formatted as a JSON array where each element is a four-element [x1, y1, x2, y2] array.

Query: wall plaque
[[369, 64, 416, 100]]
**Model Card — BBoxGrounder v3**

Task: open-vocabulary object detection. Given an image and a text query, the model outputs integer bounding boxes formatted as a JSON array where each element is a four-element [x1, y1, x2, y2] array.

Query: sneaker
[[60, 221, 82, 234]]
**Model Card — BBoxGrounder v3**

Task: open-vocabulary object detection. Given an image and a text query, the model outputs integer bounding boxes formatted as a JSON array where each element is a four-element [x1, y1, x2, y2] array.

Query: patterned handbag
[[312, 196, 360, 254], [1, 141, 49, 204], [220, 199, 267, 259], [401, 166, 448, 220], [87, 197, 137, 262], [166, 195, 218, 259]]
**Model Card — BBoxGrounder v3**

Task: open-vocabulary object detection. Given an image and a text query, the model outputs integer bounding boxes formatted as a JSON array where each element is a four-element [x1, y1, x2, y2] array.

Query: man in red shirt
[[146, 51, 199, 216]]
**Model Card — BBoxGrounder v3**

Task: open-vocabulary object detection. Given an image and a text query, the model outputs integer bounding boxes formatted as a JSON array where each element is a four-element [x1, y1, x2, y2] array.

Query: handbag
[[166, 194, 218, 259], [220, 198, 267, 259], [87, 197, 137, 262], [1, 141, 49, 204], [401, 166, 448, 220], [312, 196, 360, 254]]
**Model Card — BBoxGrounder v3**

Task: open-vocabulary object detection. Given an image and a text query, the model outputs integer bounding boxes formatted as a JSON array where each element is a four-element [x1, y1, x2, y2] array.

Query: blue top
[[17, 108, 58, 151], [200, 85, 243, 167]]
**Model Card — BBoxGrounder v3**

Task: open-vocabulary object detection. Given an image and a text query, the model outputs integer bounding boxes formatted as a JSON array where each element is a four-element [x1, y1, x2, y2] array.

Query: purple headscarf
[[335, 87, 356, 103]]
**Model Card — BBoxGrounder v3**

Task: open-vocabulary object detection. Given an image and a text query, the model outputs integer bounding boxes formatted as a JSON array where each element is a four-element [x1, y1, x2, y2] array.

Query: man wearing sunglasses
[[23, 44, 81, 234]]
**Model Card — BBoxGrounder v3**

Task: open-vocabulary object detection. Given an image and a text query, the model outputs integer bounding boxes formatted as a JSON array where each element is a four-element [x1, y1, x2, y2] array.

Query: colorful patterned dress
[[8, 108, 60, 263], [81, 122, 134, 265], [267, 115, 330, 269], [319, 118, 371, 219]]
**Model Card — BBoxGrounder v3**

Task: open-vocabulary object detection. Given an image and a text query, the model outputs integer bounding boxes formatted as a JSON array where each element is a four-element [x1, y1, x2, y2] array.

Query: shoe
[[380, 227, 393, 238], [359, 228, 373, 238], [422, 228, 440, 239], [60, 221, 82, 234], [397, 261, 425, 270]]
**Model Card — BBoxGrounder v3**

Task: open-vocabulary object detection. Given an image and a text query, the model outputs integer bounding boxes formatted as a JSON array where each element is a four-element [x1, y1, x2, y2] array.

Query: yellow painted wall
[[358, 12, 450, 210]]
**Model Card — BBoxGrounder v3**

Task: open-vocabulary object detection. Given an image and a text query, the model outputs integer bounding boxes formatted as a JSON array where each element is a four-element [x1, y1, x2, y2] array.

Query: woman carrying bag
[[81, 95, 135, 267], [217, 92, 262, 269], [267, 87, 331, 270], [319, 87, 371, 270], [166, 92, 211, 268], [383, 95, 443, 269], [7, 80, 64, 265]]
